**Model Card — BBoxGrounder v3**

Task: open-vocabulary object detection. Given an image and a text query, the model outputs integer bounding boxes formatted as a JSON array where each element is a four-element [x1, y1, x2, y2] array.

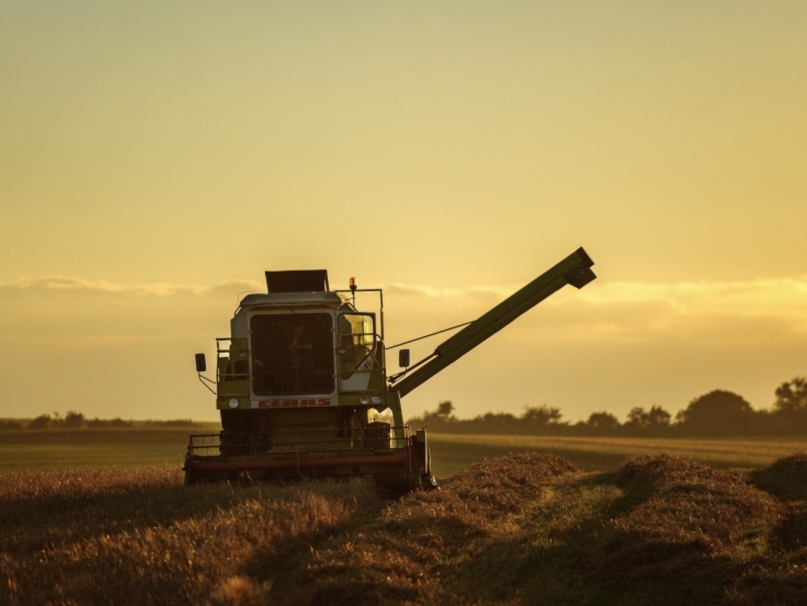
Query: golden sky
[[2, 2, 805, 423]]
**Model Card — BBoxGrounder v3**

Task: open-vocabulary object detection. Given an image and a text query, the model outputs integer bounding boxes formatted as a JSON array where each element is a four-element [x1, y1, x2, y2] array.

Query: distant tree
[[774, 377, 807, 414], [586, 412, 620, 432], [435, 401, 455, 421], [28, 414, 51, 430], [109, 417, 133, 428], [408, 401, 457, 429], [647, 405, 671, 429], [64, 411, 85, 429], [624, 406, 670, 433], [0, 420, 23, 431], [478, 412, 518, 425], [625, 407, 649, 430], [521, 405, 564, 427], [772, 377, 807, 434], [578, 412, 621, 434], [470, 412, 519, 433], [87, 417, 134, 428], [676, 390, 757, 436]]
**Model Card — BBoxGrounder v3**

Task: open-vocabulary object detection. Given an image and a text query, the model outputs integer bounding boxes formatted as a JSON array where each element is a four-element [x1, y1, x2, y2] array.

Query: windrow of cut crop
[[724, 453, 807, 605], [269, 453, 579, 606], [584, 454, 785, 603]]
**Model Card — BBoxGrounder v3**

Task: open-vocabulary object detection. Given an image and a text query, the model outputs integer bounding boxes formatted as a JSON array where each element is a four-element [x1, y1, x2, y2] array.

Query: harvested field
[[2, 453, 807, 605]]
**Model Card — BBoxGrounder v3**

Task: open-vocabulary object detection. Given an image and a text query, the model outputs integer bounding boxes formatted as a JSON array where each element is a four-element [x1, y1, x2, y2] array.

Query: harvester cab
[[184, 248, 596, 494]]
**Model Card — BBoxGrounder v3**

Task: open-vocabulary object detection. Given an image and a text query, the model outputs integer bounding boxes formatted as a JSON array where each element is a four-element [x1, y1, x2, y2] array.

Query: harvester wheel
[[412, 429, 437, 490], [423, 474, 439, 490]]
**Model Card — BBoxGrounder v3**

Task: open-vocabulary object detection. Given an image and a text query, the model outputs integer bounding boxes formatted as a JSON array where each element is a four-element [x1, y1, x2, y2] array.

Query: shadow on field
[[1, 469, 186, 547], [747, 452, 807, 578], [578, 457, 756, 604], [0, 470, 265, 545]]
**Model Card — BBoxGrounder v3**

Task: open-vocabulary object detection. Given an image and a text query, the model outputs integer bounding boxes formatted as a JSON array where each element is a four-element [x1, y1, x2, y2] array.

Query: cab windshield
[[250, 313, 334, 396]]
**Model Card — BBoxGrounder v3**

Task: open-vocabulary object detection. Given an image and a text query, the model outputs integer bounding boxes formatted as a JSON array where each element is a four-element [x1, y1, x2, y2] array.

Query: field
[[2, 429, 807, 605], [2, 426, 805, 476], [429, 433, 807, 476], [0, 424, 220, 472]]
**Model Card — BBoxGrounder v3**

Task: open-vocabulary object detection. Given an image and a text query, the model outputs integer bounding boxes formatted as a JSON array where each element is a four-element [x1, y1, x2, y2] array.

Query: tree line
[[5, 376, 807, 437], [406, 376, 807, 437], [0, 411, 197, 431]]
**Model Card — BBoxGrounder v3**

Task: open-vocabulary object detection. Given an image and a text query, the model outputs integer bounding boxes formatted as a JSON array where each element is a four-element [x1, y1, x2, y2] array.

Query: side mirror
[[195, 353, 207, 373], [398, 349, 410, 368]]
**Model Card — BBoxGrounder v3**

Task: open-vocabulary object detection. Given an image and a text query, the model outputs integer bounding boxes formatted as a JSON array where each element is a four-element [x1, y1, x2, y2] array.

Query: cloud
[[2, 274, 806, 422], [385, 276, 807, 320], [387, 274, 807, 304], [523, 277, 807, 347], [577, 278, 807, 314], [4, 274, 807, 335], [383, 282, 504, 301], [573, 278, 807, 337], [0, 276, 263, 298], [370, 276, 807, 354]]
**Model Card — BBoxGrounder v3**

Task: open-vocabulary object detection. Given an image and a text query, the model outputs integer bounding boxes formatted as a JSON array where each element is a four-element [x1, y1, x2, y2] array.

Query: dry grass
[[3, 453, 807, 605]]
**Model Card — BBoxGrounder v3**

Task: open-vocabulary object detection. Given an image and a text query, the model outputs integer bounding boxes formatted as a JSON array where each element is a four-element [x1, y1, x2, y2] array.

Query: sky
[[1, 1, 805, 424]]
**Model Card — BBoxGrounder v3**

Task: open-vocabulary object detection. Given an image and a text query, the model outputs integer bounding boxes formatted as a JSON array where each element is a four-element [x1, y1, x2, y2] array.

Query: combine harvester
[[184, 247, 596, 493]]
